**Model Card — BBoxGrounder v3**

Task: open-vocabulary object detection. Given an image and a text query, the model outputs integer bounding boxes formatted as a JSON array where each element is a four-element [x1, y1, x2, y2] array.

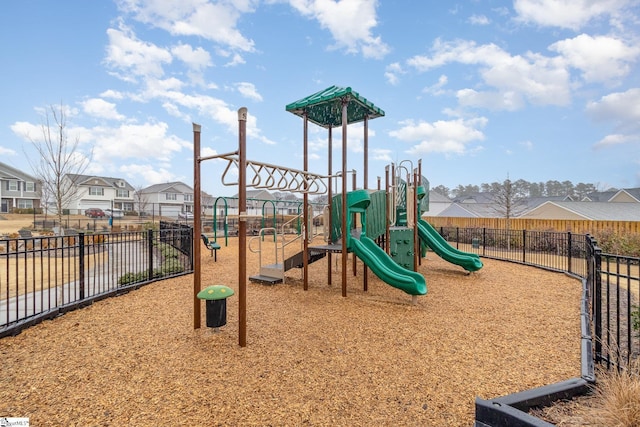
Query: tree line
[[432, 180, 602, 199]]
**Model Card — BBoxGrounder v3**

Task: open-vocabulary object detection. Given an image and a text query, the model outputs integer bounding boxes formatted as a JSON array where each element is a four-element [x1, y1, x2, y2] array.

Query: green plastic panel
[[389, 227, 415, 269]]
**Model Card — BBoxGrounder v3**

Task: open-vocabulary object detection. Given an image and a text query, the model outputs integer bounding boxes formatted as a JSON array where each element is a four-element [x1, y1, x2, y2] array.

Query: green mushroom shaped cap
[[197, 285, 235, 300]]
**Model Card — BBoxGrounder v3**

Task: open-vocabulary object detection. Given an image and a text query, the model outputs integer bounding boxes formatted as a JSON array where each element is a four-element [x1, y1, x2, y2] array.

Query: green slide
[[349, 236, 427, 296], [417, 219, 483, 272]]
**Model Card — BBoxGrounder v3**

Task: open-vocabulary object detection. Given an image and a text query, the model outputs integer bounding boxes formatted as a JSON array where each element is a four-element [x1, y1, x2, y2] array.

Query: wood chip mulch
[[0, 237, 582, 426]]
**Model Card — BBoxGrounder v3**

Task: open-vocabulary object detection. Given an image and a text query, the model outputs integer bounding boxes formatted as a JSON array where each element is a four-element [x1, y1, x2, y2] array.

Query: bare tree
[[133, 185, 151, 217], [27, 103, 92, 228], [491, 176, 527, 231]]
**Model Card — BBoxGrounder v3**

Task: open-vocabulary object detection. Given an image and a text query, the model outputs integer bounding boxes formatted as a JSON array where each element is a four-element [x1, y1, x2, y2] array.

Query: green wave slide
[[417, 219, 483, 272], [349, 236, 427, 296]]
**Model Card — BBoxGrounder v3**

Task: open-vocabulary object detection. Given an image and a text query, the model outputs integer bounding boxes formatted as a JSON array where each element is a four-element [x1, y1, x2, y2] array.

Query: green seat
[[201, 234, 221, 261]]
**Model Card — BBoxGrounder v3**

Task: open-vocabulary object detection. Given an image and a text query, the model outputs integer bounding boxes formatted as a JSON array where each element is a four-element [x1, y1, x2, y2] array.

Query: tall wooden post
[[238, 108, 247, 347], [341, 98, 348, 297], [193, 123, 202, 330], [303, 112, 309, 291]]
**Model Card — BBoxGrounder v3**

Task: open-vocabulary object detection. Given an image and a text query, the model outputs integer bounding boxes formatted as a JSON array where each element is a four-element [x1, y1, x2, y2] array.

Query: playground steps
[[284, 248, 326, 270], [249, 249, 327, 285]]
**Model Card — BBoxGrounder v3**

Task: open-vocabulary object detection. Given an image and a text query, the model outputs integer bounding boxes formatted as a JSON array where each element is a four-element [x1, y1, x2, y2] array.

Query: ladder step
[[249, 275, 283, 285]]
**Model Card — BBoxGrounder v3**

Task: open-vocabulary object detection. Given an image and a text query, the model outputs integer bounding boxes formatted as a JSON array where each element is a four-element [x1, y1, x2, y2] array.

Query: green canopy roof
[[285, 85, 385, 128]]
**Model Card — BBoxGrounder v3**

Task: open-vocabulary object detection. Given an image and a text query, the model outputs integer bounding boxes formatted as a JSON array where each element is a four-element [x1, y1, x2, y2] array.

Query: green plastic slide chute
[[417, 219, 483, 272], [349, 236, 427, 296], [345, 190, 427, 296]]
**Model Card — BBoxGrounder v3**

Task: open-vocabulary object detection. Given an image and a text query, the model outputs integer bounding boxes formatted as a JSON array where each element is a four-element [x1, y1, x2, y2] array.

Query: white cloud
[[513, 0, 632, 30], [100, 89, 125, 99], [171, 43, 212, 70], [456, 88, 525, 111], [593, 133, 636, 148], [288, 0, 389, 59], [468, 14, 490, 25], [384, 62, 404, 85], [105, 23, 172, 81], [81, 98, 125, 121], [119, 163, 182, 186], [236, 82, 263, 102], [408, 39, 571, 110], [422, 75, 448, 96], [224, 53, 246, 67], [389, 117, 487, 155], [116, 0, 256, 52], [586, 88, 640, 128], [372, 148, 392, 162], [586, 88, 640, 148], [0, 146, 17, 156], [549, 34, 640, 84]]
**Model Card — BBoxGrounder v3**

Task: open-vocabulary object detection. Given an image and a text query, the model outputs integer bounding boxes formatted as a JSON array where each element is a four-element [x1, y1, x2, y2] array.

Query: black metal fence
[[0, 223, 193, 338], [2, 223, 638, 373], [438, 226, 638, 372]]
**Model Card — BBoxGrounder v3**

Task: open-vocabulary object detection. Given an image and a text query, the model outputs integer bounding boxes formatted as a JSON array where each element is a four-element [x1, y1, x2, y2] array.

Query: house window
[[9, 181, 18, 191], [165, 193, 177, 201], [185, 194, 193, 202], [116, 189, 129, 198], [18, 199, 33, 209], [89, 187, 104, 196], [25, 182, 35, 192]]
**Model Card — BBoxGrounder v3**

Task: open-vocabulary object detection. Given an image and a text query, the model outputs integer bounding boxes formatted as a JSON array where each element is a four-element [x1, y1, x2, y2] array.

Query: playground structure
[[192, 86, 482, 347]]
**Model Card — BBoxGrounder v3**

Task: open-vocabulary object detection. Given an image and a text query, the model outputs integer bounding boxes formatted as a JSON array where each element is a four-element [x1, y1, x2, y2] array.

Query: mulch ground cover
[[0, 237, 582, 426]]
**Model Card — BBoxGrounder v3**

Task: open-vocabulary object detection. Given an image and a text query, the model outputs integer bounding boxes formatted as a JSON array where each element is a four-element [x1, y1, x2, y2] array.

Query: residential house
[[584, 188, 640, 203], [520, 201, 640, 221], [422, 190, 452, 217], [140, 181, 194, 218], [63, 174, 135, 214], [0, 161, 42, 213], [226, 189, 277, 216]]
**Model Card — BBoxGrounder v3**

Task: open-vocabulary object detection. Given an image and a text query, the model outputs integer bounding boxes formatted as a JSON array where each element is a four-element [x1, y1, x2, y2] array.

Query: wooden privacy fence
[[424, 216, 640, 235]]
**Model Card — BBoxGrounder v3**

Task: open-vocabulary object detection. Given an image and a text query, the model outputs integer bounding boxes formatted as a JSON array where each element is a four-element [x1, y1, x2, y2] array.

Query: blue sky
[[2, 0, 639, 197]]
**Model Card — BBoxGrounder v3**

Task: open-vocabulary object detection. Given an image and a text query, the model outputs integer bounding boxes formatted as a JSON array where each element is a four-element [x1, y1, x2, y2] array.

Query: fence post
[[456, 227, 459, 249], [482, 228, 486, 256], [148, 229, 154, 281], [567, 232, 572, 274], [592, 236, 603, 365], [79, 233, 85, 299], [522, 229, 526, 263]]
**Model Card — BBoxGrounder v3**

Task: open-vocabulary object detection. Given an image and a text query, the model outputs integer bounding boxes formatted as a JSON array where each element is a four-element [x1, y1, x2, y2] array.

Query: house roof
[[451, 192, 496, 204], [428, 190, 452, 203], [142, 181, 193, 194], [0, 161, 39, 182], [523, 201, 640, 221], [66, 174, 135, 190], [436, 202, 500, 218], [285, 85, 385, 129], [584, 187, 640, 202]]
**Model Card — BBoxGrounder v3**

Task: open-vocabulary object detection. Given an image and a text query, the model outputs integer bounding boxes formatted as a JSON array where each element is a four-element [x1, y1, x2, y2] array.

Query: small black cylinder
[[206, 299, 227, 328]]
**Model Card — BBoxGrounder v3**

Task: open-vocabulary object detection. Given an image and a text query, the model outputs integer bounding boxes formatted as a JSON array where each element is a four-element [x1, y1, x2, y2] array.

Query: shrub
[[596, 229, 640, 257], [584, 363, 640, 426]]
